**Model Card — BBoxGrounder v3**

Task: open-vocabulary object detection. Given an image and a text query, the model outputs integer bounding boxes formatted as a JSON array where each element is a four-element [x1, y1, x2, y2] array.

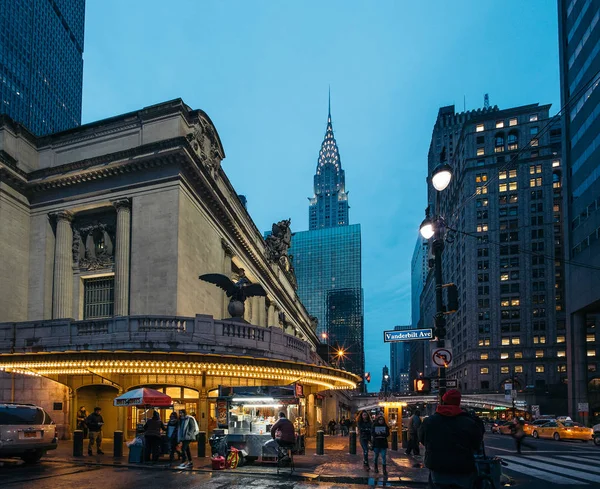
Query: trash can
[[128, 444, 144, 463]]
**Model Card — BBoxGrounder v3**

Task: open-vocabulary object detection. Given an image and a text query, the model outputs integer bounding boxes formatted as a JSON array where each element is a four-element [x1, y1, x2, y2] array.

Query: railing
[[136, 317, 190, 333], [76, 320, 110, 335], [222, 322, 265, 341]]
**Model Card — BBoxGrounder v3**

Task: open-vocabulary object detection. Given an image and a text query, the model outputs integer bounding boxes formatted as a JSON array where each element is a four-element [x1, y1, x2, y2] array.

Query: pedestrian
[[76, 405, 88, 438], [357, 410, 373, 471], [166, 411, 181, 463], [512, 417, 535, 454], [405, 409, 422, 456], [143, 410, 165, 463], [419, 389, 483, 489], [177, 409, 199, 469], [328, 419, 336, 435], [371, 414, 390, 476], [340, 417, 347, 436], [263, 411, 296, 457], [85, 407, 105, 456], [344, 417, 352, 434]]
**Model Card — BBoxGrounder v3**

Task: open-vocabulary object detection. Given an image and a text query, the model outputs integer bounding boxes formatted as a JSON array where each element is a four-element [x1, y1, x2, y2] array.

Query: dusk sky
[[83, 1, 560, 390]]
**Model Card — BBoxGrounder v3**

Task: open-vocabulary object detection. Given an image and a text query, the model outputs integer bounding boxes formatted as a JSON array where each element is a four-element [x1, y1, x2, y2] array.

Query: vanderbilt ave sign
[[383, 328, 433, 342]]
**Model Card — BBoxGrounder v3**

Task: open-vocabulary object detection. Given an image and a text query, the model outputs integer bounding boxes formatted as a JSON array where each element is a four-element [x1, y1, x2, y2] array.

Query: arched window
[[494, 133, 505, 153], [507, 131, 518, 150], [553, 171, 562, 189]]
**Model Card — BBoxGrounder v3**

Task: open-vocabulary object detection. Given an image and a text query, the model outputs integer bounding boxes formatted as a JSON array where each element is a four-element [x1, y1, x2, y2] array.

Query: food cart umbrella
[[113, 387, 172, 407]]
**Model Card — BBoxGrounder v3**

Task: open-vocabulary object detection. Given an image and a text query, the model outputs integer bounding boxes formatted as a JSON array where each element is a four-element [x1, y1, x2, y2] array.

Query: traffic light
[[447, 284, 459, 312], [414, 378, 430, 393]]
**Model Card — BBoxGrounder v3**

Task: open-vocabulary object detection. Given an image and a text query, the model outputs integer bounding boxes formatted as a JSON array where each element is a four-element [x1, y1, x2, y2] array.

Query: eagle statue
[[199, 269, 267, 320]]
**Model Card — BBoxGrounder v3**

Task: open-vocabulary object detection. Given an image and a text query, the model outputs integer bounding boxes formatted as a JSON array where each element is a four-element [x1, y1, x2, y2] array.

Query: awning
[[113, 387, 172, 407]]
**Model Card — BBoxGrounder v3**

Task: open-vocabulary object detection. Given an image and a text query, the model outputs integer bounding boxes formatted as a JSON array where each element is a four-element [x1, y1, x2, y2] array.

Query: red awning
[[113, 387, 172, 407]]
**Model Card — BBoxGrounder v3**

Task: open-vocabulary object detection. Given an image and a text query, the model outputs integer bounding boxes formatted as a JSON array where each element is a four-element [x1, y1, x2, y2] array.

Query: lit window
[[531, 138, 539, 147], [501, 299, 510, 307], [540, 336, 546, 344], [509, 118, 518, 126], [511, 299, 520, 306], [496, 121, 505, 128], [512, 337, 520, 345], [475, 173, 488, 183], [588, 350, 597, 357], [500, 352, 509, 359], [536, 365, 545, 373], [535, 350, 544, 358], [530, 114, 538, 122], [502, 338, 510, 346], [480, 367, 489, 374], [499, 171, 507, 180], [509, 182, 518, 191], [557, 335, 566, 343], [477, 147, 485, 156], [552, 160, 561, 168], [557, 351, 566, 357], [501, 366, 509, 374], [500, 273, 509, 281], [477, 224, 488, 232], [499, 183, 508, 192], [530, 178, 542, 187], [514, 365, 523, 373], [476, 186, 488, 195], [557, 365, 567, 372], [509, 169, 517, 178], [587, 334, 596, 342], [530, 164, 542, 174], [476, 124, 485, 132], [480, 353, 489, 360], [514, 352, 523, 359]]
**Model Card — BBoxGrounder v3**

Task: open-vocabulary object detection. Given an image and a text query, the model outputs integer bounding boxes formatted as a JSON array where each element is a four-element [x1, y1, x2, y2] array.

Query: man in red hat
[[419, 389, 483, 488]]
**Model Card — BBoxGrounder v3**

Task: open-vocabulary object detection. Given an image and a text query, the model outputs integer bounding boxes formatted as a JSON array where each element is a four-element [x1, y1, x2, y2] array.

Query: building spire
[[328, 85, 331, 121]]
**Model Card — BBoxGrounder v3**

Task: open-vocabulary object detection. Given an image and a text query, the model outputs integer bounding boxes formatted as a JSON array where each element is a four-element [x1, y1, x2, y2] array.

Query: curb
[[44, 457, 429, 485]]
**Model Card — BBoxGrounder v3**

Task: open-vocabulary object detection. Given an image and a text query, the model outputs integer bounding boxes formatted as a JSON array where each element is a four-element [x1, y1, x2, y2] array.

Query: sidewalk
[[43, 434, 430, 485]]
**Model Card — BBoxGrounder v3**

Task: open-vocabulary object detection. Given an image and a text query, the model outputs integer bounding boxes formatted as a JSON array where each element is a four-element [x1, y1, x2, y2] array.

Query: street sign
[[578, 402, 589, 412], [430, 378, 457, 390], [431, 348, 452, 367], [383, 328, 433, 342], [504, 383, 512, 401], [446, 379, 458, 388], [531, 405, 540, 417], [430, 379, 439, 390]]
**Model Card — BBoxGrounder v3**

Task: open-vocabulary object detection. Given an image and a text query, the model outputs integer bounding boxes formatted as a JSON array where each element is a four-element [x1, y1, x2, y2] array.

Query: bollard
[[349, 429, 357, 454], [114, 430, 123, 457], [73, 430, 83, 457], [391, 430, 398, 451], [402, 429, 408, 449], [197, 431, 206, 457], [316, 430, 324, 455]]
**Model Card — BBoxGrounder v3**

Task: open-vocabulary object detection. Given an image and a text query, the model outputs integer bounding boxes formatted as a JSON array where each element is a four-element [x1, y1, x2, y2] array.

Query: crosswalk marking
[[502, 455, 600, 484], [522, 455, 600, 475], [499, 458, 585, 485]]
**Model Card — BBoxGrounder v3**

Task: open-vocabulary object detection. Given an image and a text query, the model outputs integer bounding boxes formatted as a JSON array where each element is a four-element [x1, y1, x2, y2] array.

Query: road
[[484, 431, 600, 487]]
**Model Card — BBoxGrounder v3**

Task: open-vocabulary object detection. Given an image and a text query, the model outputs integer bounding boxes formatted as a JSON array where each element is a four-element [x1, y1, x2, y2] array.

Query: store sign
[[383, 328, 433, 342], [295, 383, 304, 398], [578, 402, 589, 413], [216, 399, 228, 427]]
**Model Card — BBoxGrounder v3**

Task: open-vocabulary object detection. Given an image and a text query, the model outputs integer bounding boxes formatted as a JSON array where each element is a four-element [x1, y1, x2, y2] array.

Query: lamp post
[[420, 160, 453, 398]]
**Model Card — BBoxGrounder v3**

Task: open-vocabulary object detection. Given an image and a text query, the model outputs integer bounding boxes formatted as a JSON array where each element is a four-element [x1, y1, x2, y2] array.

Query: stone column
[[568, 311, 589, 422], [257, 297, 266, 327], [221, 241, 233, 319], [113, 199, 131, 316], [266, 299, 274, 326], [52, 211, 74, 319]]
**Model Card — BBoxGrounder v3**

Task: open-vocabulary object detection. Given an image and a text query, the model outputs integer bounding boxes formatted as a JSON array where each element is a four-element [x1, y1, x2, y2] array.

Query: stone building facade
[[0, 99, 358, 438]]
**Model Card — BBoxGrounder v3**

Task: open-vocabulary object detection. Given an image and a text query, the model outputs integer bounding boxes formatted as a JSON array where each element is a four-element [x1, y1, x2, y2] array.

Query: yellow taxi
[[531, 420, 594, 441]]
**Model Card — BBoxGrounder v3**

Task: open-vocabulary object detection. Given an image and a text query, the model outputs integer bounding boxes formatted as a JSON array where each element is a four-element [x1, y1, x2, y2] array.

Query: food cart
[[215, 385, 306, 460]]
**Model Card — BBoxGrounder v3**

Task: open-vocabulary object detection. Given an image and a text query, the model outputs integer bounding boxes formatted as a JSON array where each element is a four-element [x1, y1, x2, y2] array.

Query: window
[[480, 367, 489, 374], [500, 352, 509, 359], [83, 276, 115, 319], [476, 135, 485, 144], [557, 335, 566, 343], [557, 350, 566, 357], [495, 133, 505, 152], [530, 177, 542, 188], [588, 350, 597, 357], [496, 121, 505, 128], [476, 185, 488, 195], [501, 273, 509, 281], [535, 350, 544, 358], [477, 224, 488, 232], [475, 173, 488, 183], [535, 365, 545, 373], [533, 335, 546, 344], [509, 182, 518, 191], [508, 132, 518, 150], [557, 365, 567, 372], [530, 164, 542, 174], [480, 353, 489, 360], [512, 337, 520, 345], [552, 160, 561, 168], [502, 338, 510, 346], [515, 365, 523, 373], [477, 248, 489, 257], [509, 118, 518, 126], [509, 169, 517, 178], [530, 114, 538, 122], [587, 334, 596, 342], [514, 352, 523, 359], [477, 147, 485, 156], [530, 126, 539, 135], [476, 124, 484, 132], [501, 366, 509, 374], [531, 138, 539, 147], [476, 198, 489, 207], [478, 338, 491, 346], [499, 183, 507, 192]]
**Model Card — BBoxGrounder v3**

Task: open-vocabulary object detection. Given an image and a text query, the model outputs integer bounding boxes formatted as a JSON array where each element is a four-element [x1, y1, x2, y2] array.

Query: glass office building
[[290, 224, 364, 377], [0, 0, 85, 135]]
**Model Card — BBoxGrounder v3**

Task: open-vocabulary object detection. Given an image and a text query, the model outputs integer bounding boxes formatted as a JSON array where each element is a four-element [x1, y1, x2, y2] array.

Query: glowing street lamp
[[431, 163, 453, 191]]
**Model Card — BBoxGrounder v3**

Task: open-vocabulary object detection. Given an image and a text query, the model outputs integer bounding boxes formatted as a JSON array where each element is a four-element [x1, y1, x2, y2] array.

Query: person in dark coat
[[263, 411, 296, 456], [419, 390, 483, 489], [144, 411, 165, 462], [77, 406, 88, 438], [371, 414, 390, 476], [405, 410, 422, 456], [85, 407, 105, 455], [166, 411, 181, 463], [357, 410, 373, 471], [328, 419, 336, 435]]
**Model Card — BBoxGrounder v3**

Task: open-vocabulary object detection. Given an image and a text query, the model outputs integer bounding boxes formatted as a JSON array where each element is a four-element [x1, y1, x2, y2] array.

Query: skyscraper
[[308, 96, 349, 230], [558, 0, 600, 421], [420, 102, 566, 413], [290, 100, 364, 380], [0, 0, 85, 135], [390, 325, 411, 393]]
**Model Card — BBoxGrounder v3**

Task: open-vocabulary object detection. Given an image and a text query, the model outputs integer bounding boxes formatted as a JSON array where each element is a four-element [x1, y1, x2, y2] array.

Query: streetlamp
[[420, 158, 453, 398]]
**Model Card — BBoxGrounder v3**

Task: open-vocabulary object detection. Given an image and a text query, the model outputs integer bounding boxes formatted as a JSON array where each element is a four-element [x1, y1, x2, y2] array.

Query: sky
[[83, 0, 560, 391]]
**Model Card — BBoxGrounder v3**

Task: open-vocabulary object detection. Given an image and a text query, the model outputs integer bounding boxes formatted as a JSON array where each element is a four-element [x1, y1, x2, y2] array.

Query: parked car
[[593, 423, 600, 446], [531, 420, 593, 442], [524, 419, 552, 436], [0, 403, 58, 463]]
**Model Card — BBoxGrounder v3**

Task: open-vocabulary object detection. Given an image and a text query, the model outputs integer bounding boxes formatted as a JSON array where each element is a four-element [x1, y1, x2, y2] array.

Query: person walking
[[371, 414, 390, 476], [177, 409, 199, 469], [166, 412, 181, 463], [328, 419, 336, 436], [340, 417, 347, 436], [357, 410, 373, 471], [511, 417, 536, 454], [76, 406, 88, 438], [405, 410, 422, 456], [85, 407, 105, 456], [144, 411, 165, 463], [419, 390, 483, 489]]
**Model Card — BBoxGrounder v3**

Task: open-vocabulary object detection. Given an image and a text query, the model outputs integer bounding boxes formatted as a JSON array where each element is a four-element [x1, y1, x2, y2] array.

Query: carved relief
[[186, 117, 223, 178], [265, 219, 298, 290], [72, 217, 116, 271]]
